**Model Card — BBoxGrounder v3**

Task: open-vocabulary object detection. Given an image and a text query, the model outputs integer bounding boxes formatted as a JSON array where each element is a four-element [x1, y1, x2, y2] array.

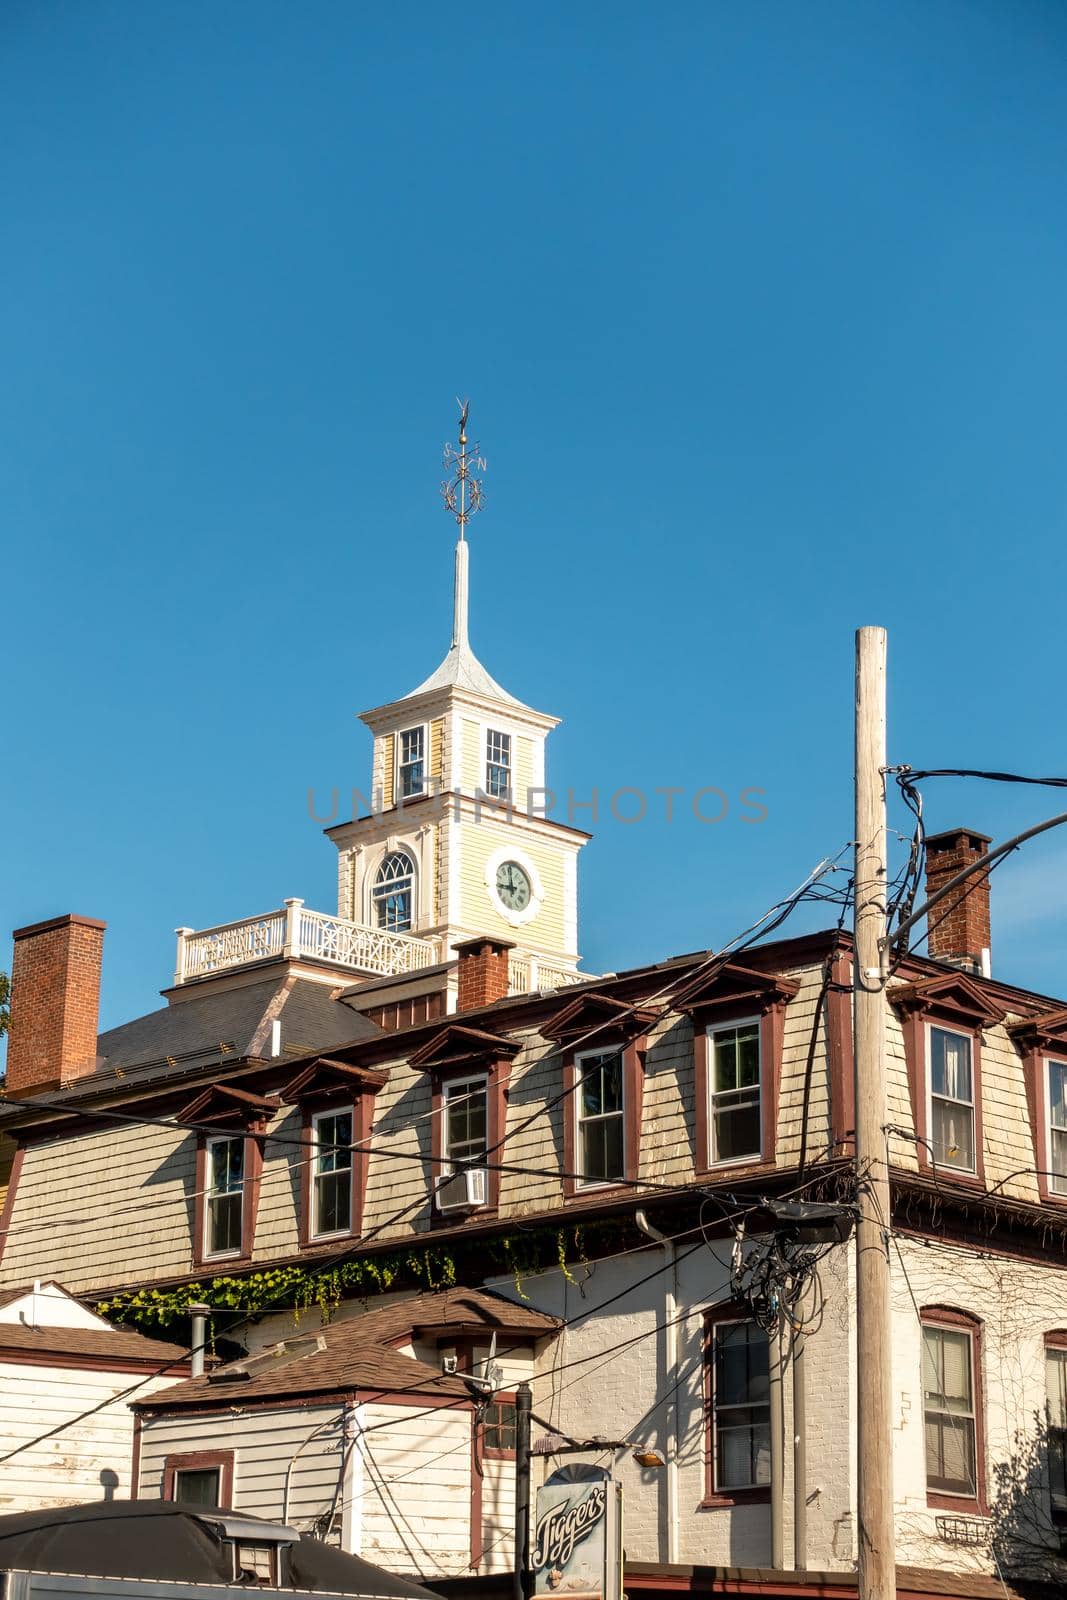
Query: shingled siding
[[0, 953, 1056, 1296]]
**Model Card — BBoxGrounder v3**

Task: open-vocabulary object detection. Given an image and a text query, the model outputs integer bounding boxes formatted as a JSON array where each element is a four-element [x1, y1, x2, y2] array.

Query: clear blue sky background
[[3, 0, 1067, 1040]]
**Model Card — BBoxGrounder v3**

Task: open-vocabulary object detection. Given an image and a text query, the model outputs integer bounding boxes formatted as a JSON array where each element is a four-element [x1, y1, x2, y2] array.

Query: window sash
[[443, 1077, 489, 1171], [398, 727, 425, 798], [922, 1324, 978, 1497], [172, 1468, 221, 1507], [711, 1320, 771, 1492], [372, 852, 415, 933], [1048, 1349, 1067, 1512], [928, 1027, 976, 1173], [486, 729, 511, 797], [708, 1021, 762, 1165], [311, 1110, 353, 1238], [576, 1051, 625, 1186], [482, 1400, 517, 1452], [1048, 1061, 1067, 1196], [205, 1136, 244, 1258]]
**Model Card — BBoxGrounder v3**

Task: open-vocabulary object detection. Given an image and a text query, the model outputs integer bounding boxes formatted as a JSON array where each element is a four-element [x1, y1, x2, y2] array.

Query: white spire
[[451, 535, 469, 651]]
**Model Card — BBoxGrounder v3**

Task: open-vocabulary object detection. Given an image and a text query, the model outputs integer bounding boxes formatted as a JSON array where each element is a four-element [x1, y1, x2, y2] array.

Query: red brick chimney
[[454, 935, 515, 1011], [6, 915, 106, 1095], [924, 829, 992, 976]]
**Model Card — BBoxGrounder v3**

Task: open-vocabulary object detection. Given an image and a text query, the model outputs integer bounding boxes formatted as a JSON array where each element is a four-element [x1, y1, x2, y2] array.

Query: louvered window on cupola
[[398, 726, 426, 799]]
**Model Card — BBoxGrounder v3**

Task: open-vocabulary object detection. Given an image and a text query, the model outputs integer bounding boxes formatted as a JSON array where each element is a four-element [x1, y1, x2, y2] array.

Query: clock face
[[496, 860, 532, 913]]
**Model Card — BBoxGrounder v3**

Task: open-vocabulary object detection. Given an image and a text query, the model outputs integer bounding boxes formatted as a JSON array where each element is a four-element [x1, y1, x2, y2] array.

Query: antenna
[[441, 397, 486, 542]]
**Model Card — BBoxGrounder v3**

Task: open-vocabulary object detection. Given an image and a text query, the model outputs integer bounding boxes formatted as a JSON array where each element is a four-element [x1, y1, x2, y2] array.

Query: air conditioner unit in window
[[436, 1167, 488, 1212]]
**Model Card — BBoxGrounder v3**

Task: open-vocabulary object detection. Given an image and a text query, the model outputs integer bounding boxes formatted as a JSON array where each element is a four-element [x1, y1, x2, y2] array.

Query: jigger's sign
[[532, 1467, 621, 1600]]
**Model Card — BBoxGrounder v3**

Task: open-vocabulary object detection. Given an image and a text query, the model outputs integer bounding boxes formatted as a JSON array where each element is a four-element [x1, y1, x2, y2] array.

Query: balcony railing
[[174, 900, 439, 985], [507, 954, 591, 996]]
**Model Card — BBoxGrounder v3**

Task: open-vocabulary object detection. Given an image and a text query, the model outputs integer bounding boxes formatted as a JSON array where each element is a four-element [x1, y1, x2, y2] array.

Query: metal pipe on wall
[[792, 1327, 807, 1570], [634, 1210, 680, 1565], [769, 1314, 785, 1570], [188, 1303, 210, 1380]]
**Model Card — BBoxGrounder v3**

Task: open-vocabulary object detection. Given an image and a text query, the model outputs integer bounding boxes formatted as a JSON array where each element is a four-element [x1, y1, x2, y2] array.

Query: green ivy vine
[[96, 1219, 609, 1335]]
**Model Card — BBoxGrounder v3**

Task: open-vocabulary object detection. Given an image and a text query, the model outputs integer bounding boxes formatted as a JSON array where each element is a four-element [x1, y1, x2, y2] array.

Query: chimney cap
[[925, 827, 992, 852], [12, 913, 107, 942]]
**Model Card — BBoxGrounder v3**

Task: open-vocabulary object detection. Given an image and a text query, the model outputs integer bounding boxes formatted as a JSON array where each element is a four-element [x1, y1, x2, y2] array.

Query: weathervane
[[441, 398, 486, 540]]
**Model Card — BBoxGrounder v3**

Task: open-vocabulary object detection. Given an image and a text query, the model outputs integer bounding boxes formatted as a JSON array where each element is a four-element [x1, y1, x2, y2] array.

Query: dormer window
[[575, 1049, 625, 1187], [708, 1019, 762, 1165], [486, 729, 511, 797], [205, 1136, 245, 1258], [443, 1076, 489, 1172], [928, 1026, 975, 1174], [398, 726, 426, 799], [373, 850, 415, 932], [310, 1108, 354, 1238], [1048, 1061, 1067, 1196]]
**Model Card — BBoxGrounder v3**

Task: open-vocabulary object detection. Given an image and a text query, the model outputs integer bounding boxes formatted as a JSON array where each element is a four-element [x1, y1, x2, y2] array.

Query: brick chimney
[[454, 936, 515, 1011], [6, 914, 106, 1095], [924, 829, 992, 977]]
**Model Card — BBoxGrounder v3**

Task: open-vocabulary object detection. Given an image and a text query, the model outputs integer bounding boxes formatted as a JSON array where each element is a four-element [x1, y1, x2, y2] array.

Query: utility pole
[[853, 626, 895, 1600], [514, 1382, 532, 1600]]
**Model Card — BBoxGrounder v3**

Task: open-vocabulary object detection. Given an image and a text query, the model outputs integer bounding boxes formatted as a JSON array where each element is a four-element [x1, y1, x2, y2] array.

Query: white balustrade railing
[[507, 954, 591, 997], [174, 900, 438, 985]]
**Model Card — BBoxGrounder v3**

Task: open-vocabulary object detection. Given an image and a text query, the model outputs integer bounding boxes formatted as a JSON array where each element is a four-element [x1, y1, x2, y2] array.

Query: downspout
[[189, 1304, 210, 1380], [634, 1211, 679, 1565]]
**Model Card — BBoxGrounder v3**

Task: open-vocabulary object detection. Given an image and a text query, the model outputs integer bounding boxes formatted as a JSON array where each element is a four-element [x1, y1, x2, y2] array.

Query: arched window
[[373, 851, 415, 933]]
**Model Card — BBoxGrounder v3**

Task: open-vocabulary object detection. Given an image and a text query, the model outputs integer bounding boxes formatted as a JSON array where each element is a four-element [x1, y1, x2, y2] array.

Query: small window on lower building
[[922, 1319, 978, 1497], [482, 1399, 517, 1453], [172, 1467, 221, 1506]]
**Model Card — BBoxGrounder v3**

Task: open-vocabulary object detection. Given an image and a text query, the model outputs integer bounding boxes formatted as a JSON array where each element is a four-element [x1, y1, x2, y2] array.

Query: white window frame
[[396, 723, 428, 801], [709, 1315, 771, 1493], [370, 848, 417, 933], [574, 1047, 626, 1191], [1046, 1057, 1067, 1197], [925, 1022, 977, 1176], [204, 1133, 245, 1261], [707, 1016, 762, 1167], [485, 727, 512, 798], [442, 1075, 489, 1174], [310, 1106, 355, 1240]]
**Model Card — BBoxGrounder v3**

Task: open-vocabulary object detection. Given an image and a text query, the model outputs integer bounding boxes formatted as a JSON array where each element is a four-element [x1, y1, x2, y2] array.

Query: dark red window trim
[[430, 1060, 508, 1221], [701, 1304, 771, 1509], [919, 1305, 987, 1514], [476, 1390, 518, 1463], [0, 1146, 25, 1268], [192, 1125, 264, 1270], [1010, 1011, 1067, 1211], [163, 1448, 235, 1507]]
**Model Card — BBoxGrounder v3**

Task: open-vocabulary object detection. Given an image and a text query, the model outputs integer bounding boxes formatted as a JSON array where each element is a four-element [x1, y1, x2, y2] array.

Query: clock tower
[[327, 408, 590, 994]]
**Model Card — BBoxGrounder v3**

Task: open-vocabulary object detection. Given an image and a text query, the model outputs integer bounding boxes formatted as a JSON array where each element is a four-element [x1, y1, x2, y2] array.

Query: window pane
[[483, 1401, 517, 1451], [713, 1322, 770, 1490], [930, 1029, 973, 1103], [714, 1099, 762, 1163], [315, 1113, 352, 1175], [581, 1115, 624, 1183], [315, 1169, 351, 1236], [922, 1326, 977, 1495], [445, 1080, 488, 1166], [208, 1192, 243, 1255], [173, 1468, 221, 1506], [931, 1098, 975, 1170]]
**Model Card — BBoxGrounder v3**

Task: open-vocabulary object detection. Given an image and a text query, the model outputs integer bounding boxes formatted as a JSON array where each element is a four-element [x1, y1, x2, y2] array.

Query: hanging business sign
[[531, 1464, 622, 1600]]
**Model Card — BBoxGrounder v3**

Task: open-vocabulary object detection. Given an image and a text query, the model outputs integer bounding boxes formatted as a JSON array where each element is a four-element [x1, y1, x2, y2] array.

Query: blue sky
[[3, 0, 1067, 1038]]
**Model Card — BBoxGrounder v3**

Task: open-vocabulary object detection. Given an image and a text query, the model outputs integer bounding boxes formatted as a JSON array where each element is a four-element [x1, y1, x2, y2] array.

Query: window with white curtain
[[928, 1026, 975, 1173], [1048, 1061, 1067, 1196]]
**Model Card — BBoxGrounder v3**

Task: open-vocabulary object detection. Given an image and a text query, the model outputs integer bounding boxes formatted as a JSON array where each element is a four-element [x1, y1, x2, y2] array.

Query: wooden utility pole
[[514, 1382, 532, 1600], [853, 626, 895, 1600]]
